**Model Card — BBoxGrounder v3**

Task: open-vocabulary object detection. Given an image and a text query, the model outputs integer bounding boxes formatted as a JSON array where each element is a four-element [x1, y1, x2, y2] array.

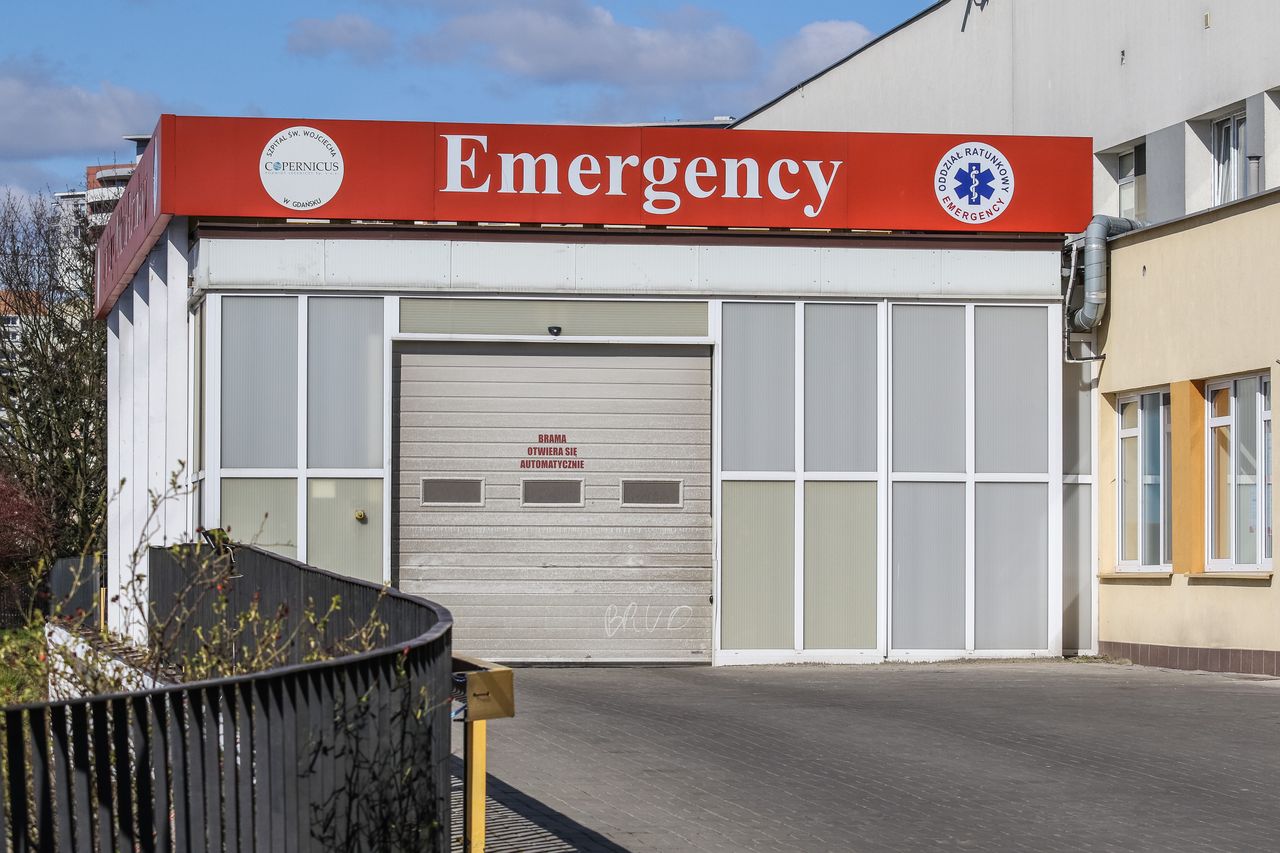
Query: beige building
[[1096, 190, 1279, 674]]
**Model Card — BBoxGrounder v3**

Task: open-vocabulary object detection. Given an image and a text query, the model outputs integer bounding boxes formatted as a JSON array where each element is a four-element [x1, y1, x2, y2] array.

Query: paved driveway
[[452, 661, 1280, 852]]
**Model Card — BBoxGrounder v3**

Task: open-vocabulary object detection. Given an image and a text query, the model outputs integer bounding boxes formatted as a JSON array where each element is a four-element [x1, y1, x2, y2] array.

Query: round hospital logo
[[259, 126, 344, 211], [934, 141, 1014, 224]]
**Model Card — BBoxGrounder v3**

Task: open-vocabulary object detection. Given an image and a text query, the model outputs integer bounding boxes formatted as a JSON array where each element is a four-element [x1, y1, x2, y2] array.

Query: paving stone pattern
[[452, 661, 1280, 852]]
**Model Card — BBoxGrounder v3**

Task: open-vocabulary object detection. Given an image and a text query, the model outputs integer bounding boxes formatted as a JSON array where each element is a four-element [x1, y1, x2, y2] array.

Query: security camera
[[548, 325, 562, 336]]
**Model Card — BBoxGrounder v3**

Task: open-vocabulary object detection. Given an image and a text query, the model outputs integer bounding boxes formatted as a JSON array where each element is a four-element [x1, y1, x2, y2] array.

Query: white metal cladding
[[104, 218, 194, 640], [393, 341, 713, 663], [192, 237, 1061, 300]]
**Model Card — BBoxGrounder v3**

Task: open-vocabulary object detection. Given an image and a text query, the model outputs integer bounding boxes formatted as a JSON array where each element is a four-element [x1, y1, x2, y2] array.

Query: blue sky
[[0, 0, 938, 194]]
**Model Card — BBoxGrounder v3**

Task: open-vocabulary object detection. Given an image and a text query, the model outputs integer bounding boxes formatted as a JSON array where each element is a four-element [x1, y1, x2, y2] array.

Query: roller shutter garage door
[[394, 342, 712, 662]]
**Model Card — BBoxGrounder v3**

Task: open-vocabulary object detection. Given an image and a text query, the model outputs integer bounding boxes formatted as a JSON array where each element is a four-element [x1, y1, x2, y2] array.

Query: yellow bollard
[[464, 718, 487, 852]]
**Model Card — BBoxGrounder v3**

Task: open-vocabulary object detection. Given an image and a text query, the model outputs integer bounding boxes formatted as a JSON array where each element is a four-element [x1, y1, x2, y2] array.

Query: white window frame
[[519, 477, 585, 508], [1205, 374, 1272, 571], [1212, 112, 1247, 206], [1117, 149, 1138, 220], [1116, 390, 1172, 571]]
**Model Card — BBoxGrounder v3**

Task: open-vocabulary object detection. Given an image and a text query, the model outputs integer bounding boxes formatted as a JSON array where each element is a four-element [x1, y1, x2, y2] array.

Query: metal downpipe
[[1069, 214, 1145, 332]]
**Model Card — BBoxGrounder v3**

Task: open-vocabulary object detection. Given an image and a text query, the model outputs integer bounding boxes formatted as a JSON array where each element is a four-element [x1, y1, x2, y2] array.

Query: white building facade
[[100, 116, 1089, 664]]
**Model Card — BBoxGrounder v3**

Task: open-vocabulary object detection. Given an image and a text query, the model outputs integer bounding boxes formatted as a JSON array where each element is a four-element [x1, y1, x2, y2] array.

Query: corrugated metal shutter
[[394, 342, 712, 662]]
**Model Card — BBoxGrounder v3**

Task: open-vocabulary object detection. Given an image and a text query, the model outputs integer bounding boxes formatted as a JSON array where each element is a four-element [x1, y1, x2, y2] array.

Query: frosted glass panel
[[721, 482, 794, 649], [805, 304, 877, 472], [975, 307, 1048, 473], [401, 298, 707, 337], [892, 482, 964, 649], [1235, 377, 1258, 565], [804, 482, 876, 650], [976, 483, 1048, 650], [309, 298, 383, 469], [221, 478, 297, 558], [892, 306, 964, 473], [722, 304, 794, 471], [1063, 361, 1092, 476], [222, 297, 297, 468], [1063, 484, 1092, 653], [307, 478, 383, 583]]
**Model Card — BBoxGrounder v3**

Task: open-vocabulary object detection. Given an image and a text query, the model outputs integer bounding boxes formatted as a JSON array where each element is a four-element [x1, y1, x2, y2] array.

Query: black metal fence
[[0, 545, 454, 851]]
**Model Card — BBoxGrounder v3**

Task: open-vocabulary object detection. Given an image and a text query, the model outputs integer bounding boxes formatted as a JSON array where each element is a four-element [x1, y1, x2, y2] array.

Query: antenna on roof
[[962, 0, 989, 32]]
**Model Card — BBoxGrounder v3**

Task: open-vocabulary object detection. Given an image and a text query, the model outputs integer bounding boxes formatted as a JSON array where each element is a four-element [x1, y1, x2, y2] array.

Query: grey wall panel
[[975, 307, 1049, 474], [221, 296, 297, 468], [721, 482, 794, 650], [891, 305, 965, 473], [1063, 483, 1093, 653], [309, 298, 383, 469], [804, 482, 876, 650], [307, 478, 383, 583], [394, 342, 712, 662], [221, 478, 298, 558], [400, 298, 707, 337], [1145, 122, 1187, 222], [1063, 361, 1093, 476], [722, 303, 794, 471], [975, 483, 1049, 650], [804, 304, 877, 472], [892, 482, 964, 650]]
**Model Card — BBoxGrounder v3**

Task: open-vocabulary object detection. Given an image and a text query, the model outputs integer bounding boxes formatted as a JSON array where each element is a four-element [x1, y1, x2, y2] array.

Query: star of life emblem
[[933, 142, 1015, 223]]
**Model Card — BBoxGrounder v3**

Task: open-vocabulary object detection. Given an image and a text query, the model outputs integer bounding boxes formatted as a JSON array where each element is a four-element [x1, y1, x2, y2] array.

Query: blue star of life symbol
[[954, 161, 996, 206]]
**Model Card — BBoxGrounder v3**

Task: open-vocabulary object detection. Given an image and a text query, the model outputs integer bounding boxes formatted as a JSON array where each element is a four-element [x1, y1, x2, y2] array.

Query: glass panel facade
[[803, 482, 876, 650], [975, 307, 1048, 473], [222, 297, 297, 469], [1120, 433, 1139, 562], [220, 478, 297, 558], [804, 304, 876, 472], [892, 306, 965, 473], [308, 298, 383, 469], [721, 482, 794, 650], [307, 478, 383, 583], [975, 483, 1048, 650], [1140, 392, 1162, 565], [892, 483, 965, 650], [722, 304, 794, 471], [1235, 377, 1259, 565]]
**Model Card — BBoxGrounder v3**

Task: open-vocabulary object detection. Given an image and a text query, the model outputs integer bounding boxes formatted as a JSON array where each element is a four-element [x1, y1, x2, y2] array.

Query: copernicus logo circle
[[934, 141, 1015, 223], [260, 126, 344, 211]]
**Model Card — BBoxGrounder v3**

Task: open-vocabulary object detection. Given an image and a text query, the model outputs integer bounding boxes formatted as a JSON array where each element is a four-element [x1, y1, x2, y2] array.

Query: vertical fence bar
[[183, 691, 207, 853], [48, 706, 73, 852], [123, 698, 146, 853], [5, 710, 29, 853], [28, 701, 53, 850], [166, 694, 189, 853], [67, 705, 93, 853], [265, 680, 286, 853], [218, 686, 238, 851], [293, 672, 314, 853], [279, 678, 299, 853], [251, 680, 271, 853], [145, 696, 168, 853], [110, 696, 133, 850], [90, 701, 116, 853], [234, 683, 254, 853], [199, 688, 221, 853]]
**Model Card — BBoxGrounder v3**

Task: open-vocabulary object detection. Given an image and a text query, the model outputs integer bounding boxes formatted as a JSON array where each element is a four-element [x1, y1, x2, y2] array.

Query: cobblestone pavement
[[451, 661, 1280, 852]]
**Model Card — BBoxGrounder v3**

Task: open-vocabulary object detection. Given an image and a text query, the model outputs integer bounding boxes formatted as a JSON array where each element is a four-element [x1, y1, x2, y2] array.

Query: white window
[[1118, 392, 1171, 568], [1117, 145, 1146, 220], [1206, 376, 1271, 569], [1212, 113, 1247, 206]]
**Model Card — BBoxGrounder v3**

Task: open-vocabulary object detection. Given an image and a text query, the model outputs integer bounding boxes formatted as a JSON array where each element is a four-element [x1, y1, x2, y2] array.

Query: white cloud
[[762, 20, 873, 97], [404, 2, 874, 123], [0, 61, 163, 162], [287, 14, 396, 66], [410, 0, 758, 87]]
